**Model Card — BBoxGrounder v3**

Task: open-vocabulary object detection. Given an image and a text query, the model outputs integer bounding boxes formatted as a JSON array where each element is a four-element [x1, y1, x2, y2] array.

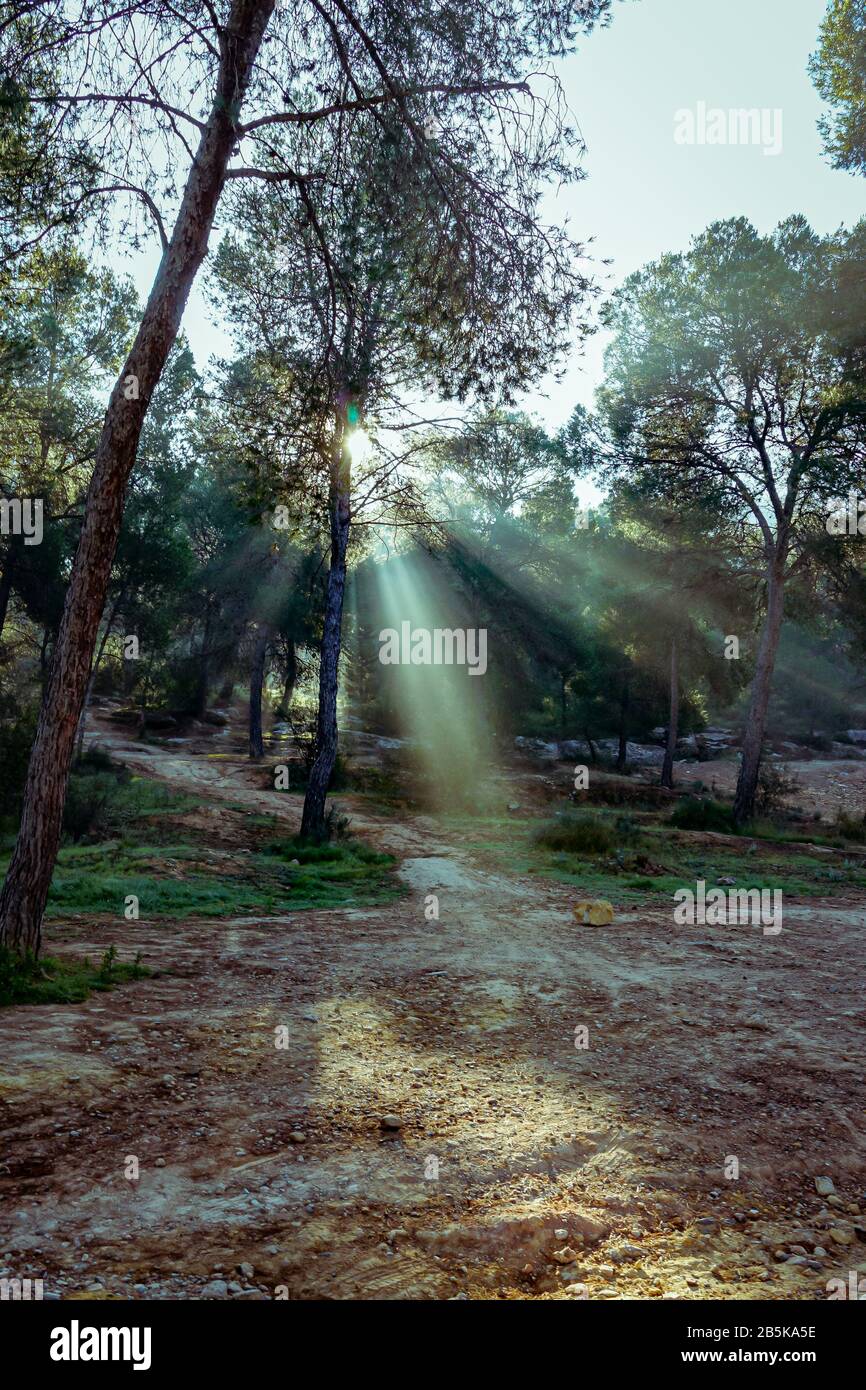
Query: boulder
[[573, 899, 614, 926], [514, 736, 559, 761]]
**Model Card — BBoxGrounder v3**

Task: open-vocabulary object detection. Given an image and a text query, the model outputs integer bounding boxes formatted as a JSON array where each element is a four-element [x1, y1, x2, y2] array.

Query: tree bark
[[661, 636, 678, 790], [0, 560, 13, 641], [616, 677, 630, 772], [76, 595, 123, 764], [733, 557, 786, 825], [193, 608, 213, 720], [0, 0, 276, 955], [248, 625, 270, 760], [279, 639, 297, 714], [300, 435, 350, 841]]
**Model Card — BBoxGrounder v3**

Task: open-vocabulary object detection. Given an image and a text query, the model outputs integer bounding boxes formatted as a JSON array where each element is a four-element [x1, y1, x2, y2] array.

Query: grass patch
[[669, 797, 738, 833], [64, 754, 200, 843], [533, 813, 617, 856], [442, 808, 866, 906], [6, 831, 402, 920], [0, 944, 150, 1007]]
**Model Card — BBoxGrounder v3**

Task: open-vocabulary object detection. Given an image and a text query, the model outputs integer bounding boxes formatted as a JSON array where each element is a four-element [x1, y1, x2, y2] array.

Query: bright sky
[[526, 0, 865, 427], [125, 0, 864, 434]]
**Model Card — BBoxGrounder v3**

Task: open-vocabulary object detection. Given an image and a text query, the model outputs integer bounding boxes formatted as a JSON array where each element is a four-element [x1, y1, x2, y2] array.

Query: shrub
[[0, 945, 149, 1007], [0, 708, 37, 822], [534, 813, 617, 856], [62, 771, 126, 842], [578, 778, 671, 808], [669, 797, 737, 833], [755, 762, 802, 817], [834, 811, 866, 843]]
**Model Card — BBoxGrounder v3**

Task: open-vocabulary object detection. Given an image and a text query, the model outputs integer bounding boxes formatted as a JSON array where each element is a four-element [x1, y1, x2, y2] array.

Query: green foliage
[[62, 755, 194, 843], [810, 0, 866, 174], [833, 810, 866, 842], [0, 705, 36, 822], [755, 762, 802, 818], [0, 945, 149, 1008], [533, 812, 617, 855], [669, 797, 738, 833], [30, 830, 398, 919]]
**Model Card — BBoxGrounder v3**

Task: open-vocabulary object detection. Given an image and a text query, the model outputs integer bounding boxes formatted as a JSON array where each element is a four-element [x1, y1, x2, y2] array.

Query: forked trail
[[1, 720, 864, 1300]]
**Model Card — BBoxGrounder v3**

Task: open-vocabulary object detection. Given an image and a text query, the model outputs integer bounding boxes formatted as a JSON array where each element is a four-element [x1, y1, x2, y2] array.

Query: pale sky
[[124, 0, 864, 435], [527, 0, 865, 427]]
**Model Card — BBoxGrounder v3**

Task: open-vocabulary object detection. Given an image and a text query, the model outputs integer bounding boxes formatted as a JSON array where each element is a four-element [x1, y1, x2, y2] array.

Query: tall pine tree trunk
[[0, 561, 13, 641], [0, 0, 275, 955], [75, 595, 123, 764], [248, 626, 270, 760], [300, 435, 350, 842], [661, 636, 678, 789], [733, 556, 786, 825], [616, 677, 630, 772], [279, 639, 297, 714]]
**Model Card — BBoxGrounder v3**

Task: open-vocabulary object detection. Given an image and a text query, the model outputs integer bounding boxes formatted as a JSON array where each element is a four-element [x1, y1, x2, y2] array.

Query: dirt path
[[1, 724, 865, 1300]]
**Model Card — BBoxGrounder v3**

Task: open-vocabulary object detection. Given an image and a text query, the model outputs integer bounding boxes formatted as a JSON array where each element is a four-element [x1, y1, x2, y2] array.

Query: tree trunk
[[0, 560, 13, 641], [616, 677, 630, 772], [300, 436, 350, 841], [248, 626, 270, 760], [0, 0, 276, 956], [75, 601, 121, 764], [193, 610, 212, 720], [559, 672, 567, 740], [279, 640, 297, 715], [733, 558, 786, 825], [584, 728, 597, 764], [661, 636, 678, 790]]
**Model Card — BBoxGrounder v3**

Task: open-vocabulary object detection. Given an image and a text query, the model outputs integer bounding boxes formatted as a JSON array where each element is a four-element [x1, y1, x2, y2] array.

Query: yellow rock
[[572, 899, 614, 926]]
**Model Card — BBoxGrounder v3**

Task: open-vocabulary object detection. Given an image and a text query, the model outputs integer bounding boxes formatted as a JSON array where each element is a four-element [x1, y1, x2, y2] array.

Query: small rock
[[201, 1279, 229, 1298], [572, 899, 614, 926], [154, 1157, 166, 1168], [380, 1115, 403, 1132], [815, 1176, 835, 1197], [289, 1131, 305, 1143], [829, 1228, 854, 1245], [551, 1246, 578, 1265]]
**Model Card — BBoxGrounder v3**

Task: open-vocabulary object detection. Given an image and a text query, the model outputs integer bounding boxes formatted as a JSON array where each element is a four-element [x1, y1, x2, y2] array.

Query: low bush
[[834, 811, 866, 843], [0, 944, 149, 1007], [534, 813, 617, 856], [669, 797, 738, 833]]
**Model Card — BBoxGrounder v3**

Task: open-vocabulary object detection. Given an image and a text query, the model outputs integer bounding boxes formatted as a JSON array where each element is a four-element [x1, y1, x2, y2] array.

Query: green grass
[[669, 796, 738, 833], [0, 944, 150, 1007], [6, 832, 401, 920], [533, 813, 617, 855], [440, 808, 866, 905]]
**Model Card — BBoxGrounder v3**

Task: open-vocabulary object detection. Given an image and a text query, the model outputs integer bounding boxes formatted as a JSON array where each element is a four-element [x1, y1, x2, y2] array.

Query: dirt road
[[1, 726, 865, 1300]]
